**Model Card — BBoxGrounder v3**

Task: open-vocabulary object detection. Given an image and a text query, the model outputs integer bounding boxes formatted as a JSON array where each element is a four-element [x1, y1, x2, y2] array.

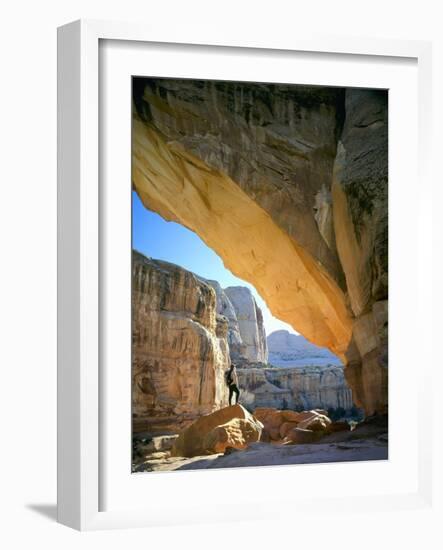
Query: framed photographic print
[[57, 20, 433, 530]]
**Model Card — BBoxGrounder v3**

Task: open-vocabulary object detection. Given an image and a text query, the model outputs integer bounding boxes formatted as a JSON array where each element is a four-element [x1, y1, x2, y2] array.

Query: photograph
[[1, 0, 439, 541], [131, 77, 388, 473]]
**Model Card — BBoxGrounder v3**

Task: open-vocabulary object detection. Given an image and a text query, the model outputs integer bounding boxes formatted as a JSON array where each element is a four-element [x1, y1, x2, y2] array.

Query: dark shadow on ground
[[26, 504, 57, 522], [176, 457, 223, 470]]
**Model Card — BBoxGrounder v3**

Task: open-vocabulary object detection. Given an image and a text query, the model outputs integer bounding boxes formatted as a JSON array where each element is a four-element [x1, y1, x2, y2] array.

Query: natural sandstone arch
[[132, 80, 388, 416], [133, 119, 352, 359]]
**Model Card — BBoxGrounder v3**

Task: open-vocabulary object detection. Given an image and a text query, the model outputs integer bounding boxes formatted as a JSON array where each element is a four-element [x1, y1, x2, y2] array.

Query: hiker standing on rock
[[225, 364, 240, 406]]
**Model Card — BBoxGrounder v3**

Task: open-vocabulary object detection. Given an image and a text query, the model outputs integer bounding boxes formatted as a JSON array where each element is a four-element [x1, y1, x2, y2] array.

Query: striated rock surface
[[199, 278, 268, 364], [267, 329, 341, 367], [132, 80, 388, 415], [224, 286, 268, 363], [332, 90, 388, 415], [200, 280, 245, 360], [238, 365, 353, 412], [132, 251, 229, 433]]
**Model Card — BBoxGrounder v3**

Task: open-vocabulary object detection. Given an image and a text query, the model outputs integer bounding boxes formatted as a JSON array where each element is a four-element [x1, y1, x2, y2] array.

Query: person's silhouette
[[225, 364, 240, 405]]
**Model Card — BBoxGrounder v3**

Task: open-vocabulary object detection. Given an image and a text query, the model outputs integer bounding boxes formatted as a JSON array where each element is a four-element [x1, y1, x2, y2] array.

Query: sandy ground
[[133, 436, 388, 473]]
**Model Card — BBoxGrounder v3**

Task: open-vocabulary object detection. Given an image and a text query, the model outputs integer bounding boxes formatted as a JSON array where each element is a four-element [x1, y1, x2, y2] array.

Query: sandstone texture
[[254, 407, 336, 443], [202, 418, 262, 454], [332, 90, 388, 415], [203, 280, 268, 364], [132, 80, 388, 415], [200, 279, 246, 360], [171, 404, 263, 457], [238, 365, 353, 411], [132, 82, 351, 360], [134, 251, 345, 436], [224, 286, 268, 363], [133, 407, 388, 472], [132, 251, 229, 433]]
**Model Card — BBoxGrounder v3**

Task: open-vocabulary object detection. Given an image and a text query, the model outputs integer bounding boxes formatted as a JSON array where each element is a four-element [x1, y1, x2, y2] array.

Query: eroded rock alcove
[[132, 79, 388, 417]]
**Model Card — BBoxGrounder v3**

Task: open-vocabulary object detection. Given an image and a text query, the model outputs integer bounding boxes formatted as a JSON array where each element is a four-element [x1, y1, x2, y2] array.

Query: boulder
[[313, 409, 329, 417], [298, 413, 332, 432], [254, 409, 286, 441], [293, 410, 322, 424], [279, 421, 299, 439], [254, 408, 278, 423], [281, 410, 302, 423], [254, 407, 334, 441], [202, 418, 262, 454], [269, 427, 283, 441], [286, 427, 323, 444], [171, 404, 262, 457]]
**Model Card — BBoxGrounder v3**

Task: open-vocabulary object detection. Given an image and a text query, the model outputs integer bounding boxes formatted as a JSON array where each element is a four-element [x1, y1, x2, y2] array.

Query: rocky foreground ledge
[[133, 405, 387, 473]]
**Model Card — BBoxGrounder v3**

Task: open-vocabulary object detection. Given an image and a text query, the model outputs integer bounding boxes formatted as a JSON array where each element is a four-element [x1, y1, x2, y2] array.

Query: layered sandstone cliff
[[238, 365, 353, 412], [132, 80, 388, 415], [224, 286, 268, 363], [200, 280, 268, 363], [132, 251, 229, 433]]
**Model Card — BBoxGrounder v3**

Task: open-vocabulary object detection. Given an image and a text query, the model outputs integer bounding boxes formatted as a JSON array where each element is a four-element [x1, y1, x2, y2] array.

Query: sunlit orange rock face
[[132, 80, 388, 416], [132, 252, 229, 433]]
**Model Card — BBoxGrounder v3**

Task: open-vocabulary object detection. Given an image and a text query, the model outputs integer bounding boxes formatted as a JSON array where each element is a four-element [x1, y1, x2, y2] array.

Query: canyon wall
[[238, 366, 353, 412], [201, 280, 268, 364], [132, 251, 229, 433], [132, 250, 354, 430], [332, 90, 388, 415], [200, 279, 246, 360], [132, 80, 388, 415], [224, 286, 268, 363]]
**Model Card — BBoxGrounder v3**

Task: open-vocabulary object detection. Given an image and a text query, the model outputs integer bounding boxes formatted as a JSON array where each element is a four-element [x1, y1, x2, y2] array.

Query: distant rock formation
[[199, 279, 246, 361], [224, 286, 268, 363], [201, 280, 268, 364], [238, 365, 353, 412], [267, 329, 341, 367], [132, 251, 229, 433]]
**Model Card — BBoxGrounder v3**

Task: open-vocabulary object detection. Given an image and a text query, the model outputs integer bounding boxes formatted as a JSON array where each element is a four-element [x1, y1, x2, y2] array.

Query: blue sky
[[132, 191, 297, 335]]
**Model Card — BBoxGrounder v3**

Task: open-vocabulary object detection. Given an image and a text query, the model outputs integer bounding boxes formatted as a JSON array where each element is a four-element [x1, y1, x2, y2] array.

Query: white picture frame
[[57, 19, 433, 531]]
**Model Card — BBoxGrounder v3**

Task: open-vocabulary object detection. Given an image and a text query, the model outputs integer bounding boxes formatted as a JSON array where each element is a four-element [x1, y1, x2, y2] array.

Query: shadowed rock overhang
[[132, 79, 388, 416]]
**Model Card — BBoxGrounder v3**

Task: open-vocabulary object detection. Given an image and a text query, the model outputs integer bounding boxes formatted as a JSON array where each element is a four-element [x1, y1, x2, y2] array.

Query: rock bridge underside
[[132, 79, 388, 416]]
